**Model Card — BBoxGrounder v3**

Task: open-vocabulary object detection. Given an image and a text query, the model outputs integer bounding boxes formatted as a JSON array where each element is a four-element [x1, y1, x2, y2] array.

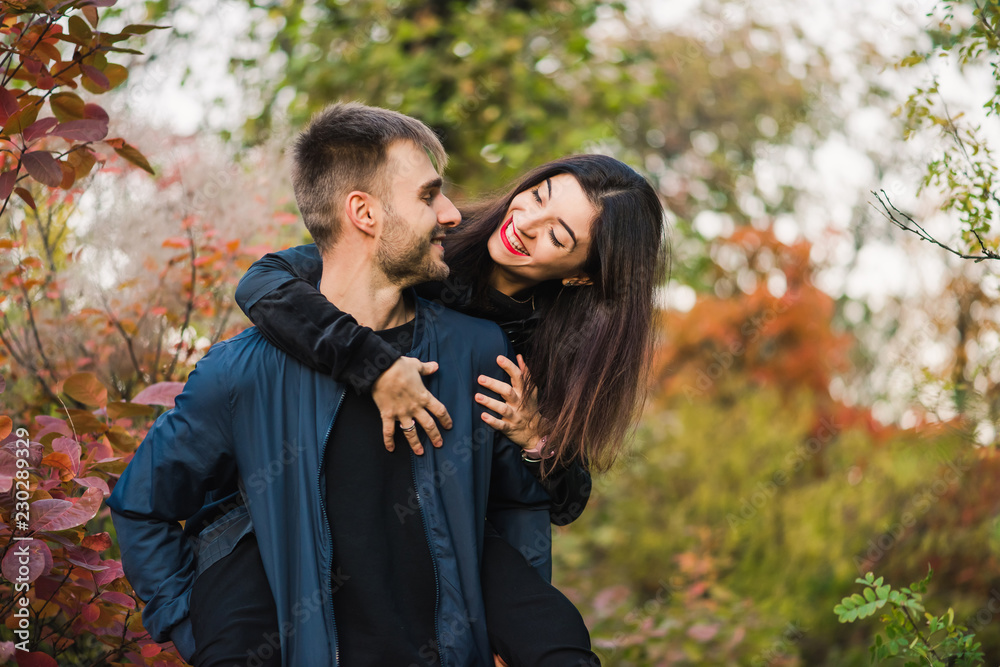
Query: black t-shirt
[[324, 318, 439, 665]]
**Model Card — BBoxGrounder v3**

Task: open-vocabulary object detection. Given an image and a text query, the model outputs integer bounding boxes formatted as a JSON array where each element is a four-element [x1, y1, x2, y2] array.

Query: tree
[[876, 0, 1000, 262]]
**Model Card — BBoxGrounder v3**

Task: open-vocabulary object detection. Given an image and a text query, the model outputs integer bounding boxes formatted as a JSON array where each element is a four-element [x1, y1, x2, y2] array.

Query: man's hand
[[475, 354, 544, 450], [373, 356, 452, 455]]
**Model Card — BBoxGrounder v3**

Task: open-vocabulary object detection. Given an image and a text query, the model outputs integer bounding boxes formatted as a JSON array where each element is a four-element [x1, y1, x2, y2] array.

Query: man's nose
[[437, 195, 461, 227]]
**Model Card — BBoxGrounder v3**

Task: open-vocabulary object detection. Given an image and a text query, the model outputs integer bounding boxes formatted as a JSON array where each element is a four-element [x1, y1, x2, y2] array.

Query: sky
[[108, 0, 992, 317]]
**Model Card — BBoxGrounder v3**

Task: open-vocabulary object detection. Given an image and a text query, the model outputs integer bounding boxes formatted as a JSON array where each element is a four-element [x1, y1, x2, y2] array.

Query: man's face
[[375, 141, 461, 285]]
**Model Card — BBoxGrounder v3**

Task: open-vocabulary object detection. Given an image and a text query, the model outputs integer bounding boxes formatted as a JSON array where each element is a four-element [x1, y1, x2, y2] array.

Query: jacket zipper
[[411, 444, 444, 666], [318, 389, 347, 666]]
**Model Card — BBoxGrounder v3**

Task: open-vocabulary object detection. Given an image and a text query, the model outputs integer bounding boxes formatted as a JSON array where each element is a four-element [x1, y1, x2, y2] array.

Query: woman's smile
[[501, 217, 530, 256]]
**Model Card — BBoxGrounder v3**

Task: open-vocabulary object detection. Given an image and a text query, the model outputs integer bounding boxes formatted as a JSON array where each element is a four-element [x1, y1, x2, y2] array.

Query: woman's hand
[[372, 356, 453, 455], [475, 354, 544, 450]]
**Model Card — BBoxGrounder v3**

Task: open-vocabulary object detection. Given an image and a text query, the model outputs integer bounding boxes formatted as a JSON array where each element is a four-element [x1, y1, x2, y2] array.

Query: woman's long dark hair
[[446, 155, 669, 473]]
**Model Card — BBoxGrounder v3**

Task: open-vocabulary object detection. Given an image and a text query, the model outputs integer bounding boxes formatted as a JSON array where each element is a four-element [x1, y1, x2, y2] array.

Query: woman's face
[[486, 173, 598, 292]]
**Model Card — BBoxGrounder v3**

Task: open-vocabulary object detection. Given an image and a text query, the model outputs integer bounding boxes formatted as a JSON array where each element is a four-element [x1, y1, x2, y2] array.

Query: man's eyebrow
[[418, 177, 443, 196]]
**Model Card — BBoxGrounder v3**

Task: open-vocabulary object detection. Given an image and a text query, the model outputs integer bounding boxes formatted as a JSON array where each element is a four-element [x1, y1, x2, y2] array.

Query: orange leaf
[[0, 415, 11, 440], [41, 452, 75, 481], [105, 401, 154, 421], [113, 141, 153, 174], [81, 531, 112, 551], [63, 372, 107, 407]]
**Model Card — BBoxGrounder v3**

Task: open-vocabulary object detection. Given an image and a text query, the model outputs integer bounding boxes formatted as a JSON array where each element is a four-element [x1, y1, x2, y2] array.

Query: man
[[107, 103, 555, 665]]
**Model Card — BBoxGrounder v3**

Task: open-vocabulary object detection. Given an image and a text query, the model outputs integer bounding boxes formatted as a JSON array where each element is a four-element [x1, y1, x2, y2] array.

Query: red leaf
[[30, 487, 102, 532], [22, 117, 57, 143], [0, 88, 18, 123], [15, 651, 57, 667], [81, 64, 109, 91], [687, 623, 720, 642], [140, 643, 162, 658], [0, 171, 14, 201], [83, 102, 109, 123], [51, 118, 108, 142], [14, 187, 36, 210], [34, 415, 71, 439], [52, 437, 82, 476], [132, 382, 184, 407], [93, 558, 124, 587], [22, 151, 62, 188], [73, 476, 110, 497], [1, 539, 52, 584], [66, 551, 109, 572]]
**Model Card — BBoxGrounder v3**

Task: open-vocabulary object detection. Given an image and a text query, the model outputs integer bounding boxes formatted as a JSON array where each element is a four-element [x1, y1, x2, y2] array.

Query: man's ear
[[344, 190, 379, 238], [561, 272, 593, 287]]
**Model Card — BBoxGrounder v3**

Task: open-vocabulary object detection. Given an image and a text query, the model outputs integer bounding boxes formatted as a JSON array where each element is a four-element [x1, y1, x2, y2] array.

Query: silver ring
[[399, 421, 416, 432]]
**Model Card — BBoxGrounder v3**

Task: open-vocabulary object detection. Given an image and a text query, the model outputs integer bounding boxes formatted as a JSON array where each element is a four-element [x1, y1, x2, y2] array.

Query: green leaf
[[50, 92, 86, 122], [68, 14, 93, 42]]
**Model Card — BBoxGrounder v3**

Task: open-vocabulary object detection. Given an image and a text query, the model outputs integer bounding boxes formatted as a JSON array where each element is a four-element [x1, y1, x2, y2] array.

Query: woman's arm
[[520, 459, 591, 526], [235, 244, 453, 451], [475, 355, 593, 525], [235, 244, 401, 390]]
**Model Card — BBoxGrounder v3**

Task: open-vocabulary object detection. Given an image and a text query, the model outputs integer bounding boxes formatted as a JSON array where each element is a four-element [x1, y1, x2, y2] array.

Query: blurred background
[[2, 0, 1000, 664]]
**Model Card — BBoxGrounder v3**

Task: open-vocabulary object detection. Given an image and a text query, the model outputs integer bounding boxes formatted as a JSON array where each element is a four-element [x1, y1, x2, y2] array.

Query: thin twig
[[871, 189, 1000, 262]]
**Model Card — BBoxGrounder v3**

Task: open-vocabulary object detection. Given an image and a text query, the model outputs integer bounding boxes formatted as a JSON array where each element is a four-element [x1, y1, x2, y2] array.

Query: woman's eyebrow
[[558, 218, 577, 248], [546, 178, 578, 248]]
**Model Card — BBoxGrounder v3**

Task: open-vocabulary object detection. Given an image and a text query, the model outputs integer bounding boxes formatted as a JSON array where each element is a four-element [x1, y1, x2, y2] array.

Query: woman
[[235, 153, 668, 665]]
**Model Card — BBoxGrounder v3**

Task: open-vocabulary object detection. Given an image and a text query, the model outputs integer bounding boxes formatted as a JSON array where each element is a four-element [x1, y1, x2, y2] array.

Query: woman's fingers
[[478, 374, 515, 401], [475, 392, 511, 418], [479, 410, 510, 434], [496, 355, 522, 390]]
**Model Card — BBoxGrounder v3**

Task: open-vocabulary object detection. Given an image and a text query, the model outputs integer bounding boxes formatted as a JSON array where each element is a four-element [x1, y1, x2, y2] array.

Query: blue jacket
[[107, 296, 553, 666]]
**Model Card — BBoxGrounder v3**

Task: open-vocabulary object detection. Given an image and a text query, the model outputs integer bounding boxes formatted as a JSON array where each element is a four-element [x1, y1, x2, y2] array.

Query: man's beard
[[376, 205, 449, 286]]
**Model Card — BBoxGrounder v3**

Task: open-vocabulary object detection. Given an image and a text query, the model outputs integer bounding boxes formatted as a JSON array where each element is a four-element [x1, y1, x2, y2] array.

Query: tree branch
[[871, 189, 1000, 262]]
